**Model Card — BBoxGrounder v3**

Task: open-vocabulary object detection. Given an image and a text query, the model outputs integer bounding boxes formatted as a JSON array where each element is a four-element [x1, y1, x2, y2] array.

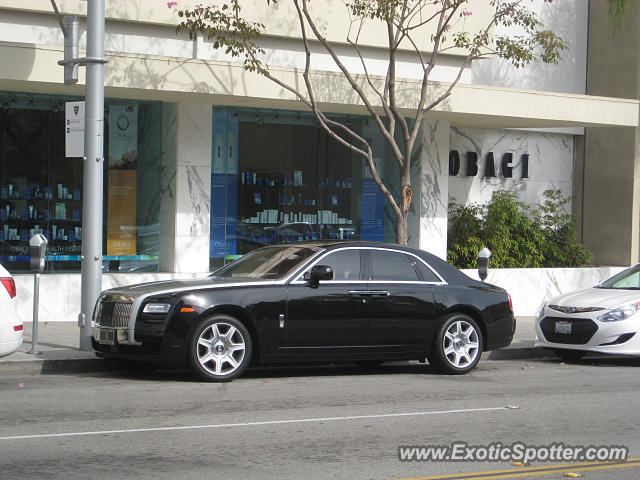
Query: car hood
[[549, 287, 640, 310], [102, 276, 277, 298]]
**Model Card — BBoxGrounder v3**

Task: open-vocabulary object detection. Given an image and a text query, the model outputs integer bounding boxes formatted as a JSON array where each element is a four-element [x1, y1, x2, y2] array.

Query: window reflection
[[0, 92, 161, 273]]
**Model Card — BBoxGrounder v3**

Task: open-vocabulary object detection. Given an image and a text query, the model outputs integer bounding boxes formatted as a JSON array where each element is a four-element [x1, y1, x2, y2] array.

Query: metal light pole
[[53, 0, 106, 350], [79, 0, 106, 350]]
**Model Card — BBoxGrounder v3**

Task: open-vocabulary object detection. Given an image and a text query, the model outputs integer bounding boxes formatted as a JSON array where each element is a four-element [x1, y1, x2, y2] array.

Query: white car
[[535, 264, 640, 361], [0, 263, 22, 357]]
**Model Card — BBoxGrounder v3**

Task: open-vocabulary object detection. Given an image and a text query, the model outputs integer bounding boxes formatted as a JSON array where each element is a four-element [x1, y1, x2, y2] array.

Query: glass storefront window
[[103, 101, 162, 273], [210, 108, 389, 269], [0, 92, 161, 274]]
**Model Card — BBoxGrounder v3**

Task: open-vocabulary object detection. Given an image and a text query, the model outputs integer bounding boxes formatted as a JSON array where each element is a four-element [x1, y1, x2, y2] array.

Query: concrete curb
[[0, 347, 547, 376], [485, 347, 551, 361], [0, 357, 124, 375]]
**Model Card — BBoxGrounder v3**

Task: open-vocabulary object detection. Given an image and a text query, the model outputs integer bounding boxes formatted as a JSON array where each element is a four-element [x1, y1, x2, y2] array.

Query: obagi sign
[[449, 150, 530, 179]]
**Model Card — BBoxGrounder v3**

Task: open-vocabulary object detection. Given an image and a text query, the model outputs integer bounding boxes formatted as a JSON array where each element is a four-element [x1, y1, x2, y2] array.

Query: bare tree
[[174, 0, 566, 245]]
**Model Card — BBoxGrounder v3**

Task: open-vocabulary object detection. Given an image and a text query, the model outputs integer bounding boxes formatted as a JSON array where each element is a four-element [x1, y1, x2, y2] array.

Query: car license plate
[[99, 328, 115, 345], [554, 321, 572, 334]]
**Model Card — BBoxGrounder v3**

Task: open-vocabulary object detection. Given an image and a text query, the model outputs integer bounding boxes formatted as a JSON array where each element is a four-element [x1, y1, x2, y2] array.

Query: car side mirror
[[307, 265, 333, 288]]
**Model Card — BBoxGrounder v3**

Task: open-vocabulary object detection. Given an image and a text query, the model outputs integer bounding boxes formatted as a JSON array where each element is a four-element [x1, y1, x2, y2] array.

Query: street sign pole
[[79, 0, 105, 350]]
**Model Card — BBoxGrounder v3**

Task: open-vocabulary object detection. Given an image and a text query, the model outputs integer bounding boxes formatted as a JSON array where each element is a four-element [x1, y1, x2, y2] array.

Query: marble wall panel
[[159, 103, 212, 272], [176, 104, 213, 167], [419, 120, 450, 259], [449, 128, 574, 208], [175, 165, 211, 238], [173, 236, 211, 273]]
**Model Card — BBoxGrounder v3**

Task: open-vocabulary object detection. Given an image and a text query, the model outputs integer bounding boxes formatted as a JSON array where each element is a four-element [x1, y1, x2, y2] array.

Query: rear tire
[[551, 348, 586, 362], [428, 314, 483, 375], [188, 315, 252, 382]]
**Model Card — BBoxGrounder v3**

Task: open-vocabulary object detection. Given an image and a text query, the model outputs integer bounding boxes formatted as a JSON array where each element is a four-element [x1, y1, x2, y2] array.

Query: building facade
[[0, 0, 638, 289]]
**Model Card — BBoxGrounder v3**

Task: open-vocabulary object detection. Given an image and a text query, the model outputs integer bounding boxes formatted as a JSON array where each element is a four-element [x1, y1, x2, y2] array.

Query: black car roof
[[275, 240, 477, 285]]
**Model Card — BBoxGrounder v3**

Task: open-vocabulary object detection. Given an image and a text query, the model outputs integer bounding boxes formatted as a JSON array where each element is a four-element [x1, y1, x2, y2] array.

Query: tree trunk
[[396, 214, 408, 245]]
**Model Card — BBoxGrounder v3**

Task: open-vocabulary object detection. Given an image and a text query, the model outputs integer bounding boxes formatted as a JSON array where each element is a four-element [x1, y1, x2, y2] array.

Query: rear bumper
[[0, 337, 23, 358], [485, 313, 516, 351]]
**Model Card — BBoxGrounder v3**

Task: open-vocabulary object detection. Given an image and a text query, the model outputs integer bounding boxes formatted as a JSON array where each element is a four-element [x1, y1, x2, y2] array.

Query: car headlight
[[143, 303, 171, 314], [597, 302, 640, 322], [537, 301, 548, 320]]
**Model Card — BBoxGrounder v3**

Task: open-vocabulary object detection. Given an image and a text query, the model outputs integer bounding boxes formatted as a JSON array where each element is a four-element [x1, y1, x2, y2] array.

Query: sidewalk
[[0, 322, 107, 375], [0, 317, 540, 375]]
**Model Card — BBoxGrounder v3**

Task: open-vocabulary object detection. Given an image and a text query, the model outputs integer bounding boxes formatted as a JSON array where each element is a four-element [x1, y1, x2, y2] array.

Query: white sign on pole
[[65, 101, 85, 157]]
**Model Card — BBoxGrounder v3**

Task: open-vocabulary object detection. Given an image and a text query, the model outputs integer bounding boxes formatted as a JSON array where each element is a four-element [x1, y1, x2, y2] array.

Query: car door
[[283, 247, 369, 357], [364, 248, 441, 351]]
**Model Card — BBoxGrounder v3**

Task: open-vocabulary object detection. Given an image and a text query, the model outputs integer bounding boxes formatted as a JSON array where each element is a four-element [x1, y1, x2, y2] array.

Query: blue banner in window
[[360, 178, 384, 241]]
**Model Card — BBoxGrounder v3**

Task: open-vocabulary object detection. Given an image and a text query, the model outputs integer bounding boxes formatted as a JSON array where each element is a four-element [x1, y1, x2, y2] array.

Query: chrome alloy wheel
[[442, 320, 480, 368], [196, 322, 246, 376]]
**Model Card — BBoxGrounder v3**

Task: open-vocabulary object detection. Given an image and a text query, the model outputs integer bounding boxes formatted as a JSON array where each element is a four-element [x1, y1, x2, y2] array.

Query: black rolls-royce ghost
[[92, 241, 515, 381]]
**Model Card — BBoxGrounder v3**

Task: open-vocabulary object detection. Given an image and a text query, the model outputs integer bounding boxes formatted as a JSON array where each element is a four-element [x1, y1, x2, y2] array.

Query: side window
[[318, 249, 361, 281], [412, 259, 442, 282], [369, 250, 419, 281]]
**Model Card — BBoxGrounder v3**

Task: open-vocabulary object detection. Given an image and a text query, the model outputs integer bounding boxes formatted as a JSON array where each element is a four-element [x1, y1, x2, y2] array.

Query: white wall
[[13, 267, 626, 323], [13, 272, 205, 325], [0, 5, 470, 84], [197, 36, 471, 84], [462, 267, 626, 317], [419, 120, 451, 260], [471, 0, 588, 95], [448, 127, 574, 208]]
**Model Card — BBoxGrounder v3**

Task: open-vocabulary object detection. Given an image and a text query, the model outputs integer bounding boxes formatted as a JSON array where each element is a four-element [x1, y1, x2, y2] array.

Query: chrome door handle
[[348, 290, 370, 296], [369, 290, 390, 296]]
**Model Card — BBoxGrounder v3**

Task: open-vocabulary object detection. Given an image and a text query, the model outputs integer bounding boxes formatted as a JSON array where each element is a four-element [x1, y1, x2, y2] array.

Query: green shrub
[[447, 190, 592, 269]]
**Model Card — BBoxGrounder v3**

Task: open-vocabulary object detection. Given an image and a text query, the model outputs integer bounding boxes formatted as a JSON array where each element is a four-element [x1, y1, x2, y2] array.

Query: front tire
[[428, 314, 483, 375], [188, 315, 252, 382]]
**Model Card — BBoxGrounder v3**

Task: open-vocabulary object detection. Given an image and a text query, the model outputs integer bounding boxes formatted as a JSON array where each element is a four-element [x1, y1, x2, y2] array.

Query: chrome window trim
[[289, 246, 447, 286], [367, 280, 447, 285]]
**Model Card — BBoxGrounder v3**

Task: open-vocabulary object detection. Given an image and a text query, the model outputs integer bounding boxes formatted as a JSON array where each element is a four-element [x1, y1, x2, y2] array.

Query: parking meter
[[478, 247, 491, 282], [27, 234, 47, 355], [29, 234, 48, 273]]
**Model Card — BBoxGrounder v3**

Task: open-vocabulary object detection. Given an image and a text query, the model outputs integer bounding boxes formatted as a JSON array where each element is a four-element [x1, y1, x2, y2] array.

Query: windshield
[[596, 264, 640, 289], [211, 245, 322, 280]]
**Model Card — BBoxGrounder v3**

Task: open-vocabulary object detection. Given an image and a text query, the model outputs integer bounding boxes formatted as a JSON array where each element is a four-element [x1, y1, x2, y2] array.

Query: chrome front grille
[[96, 301, 133, 328]]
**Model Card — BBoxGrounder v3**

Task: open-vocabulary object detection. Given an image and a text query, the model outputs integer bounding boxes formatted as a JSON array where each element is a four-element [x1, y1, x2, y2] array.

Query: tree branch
[[298, 0, 405, 168]]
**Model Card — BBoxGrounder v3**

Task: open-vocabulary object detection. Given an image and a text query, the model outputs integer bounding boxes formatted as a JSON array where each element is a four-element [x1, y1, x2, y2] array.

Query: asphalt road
[[1, 356, 639, 480]]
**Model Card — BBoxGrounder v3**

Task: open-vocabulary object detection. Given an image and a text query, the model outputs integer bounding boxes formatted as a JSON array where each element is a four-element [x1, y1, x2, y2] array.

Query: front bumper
[[535, 312, 640, 355], [91, 335, 186, 368]]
